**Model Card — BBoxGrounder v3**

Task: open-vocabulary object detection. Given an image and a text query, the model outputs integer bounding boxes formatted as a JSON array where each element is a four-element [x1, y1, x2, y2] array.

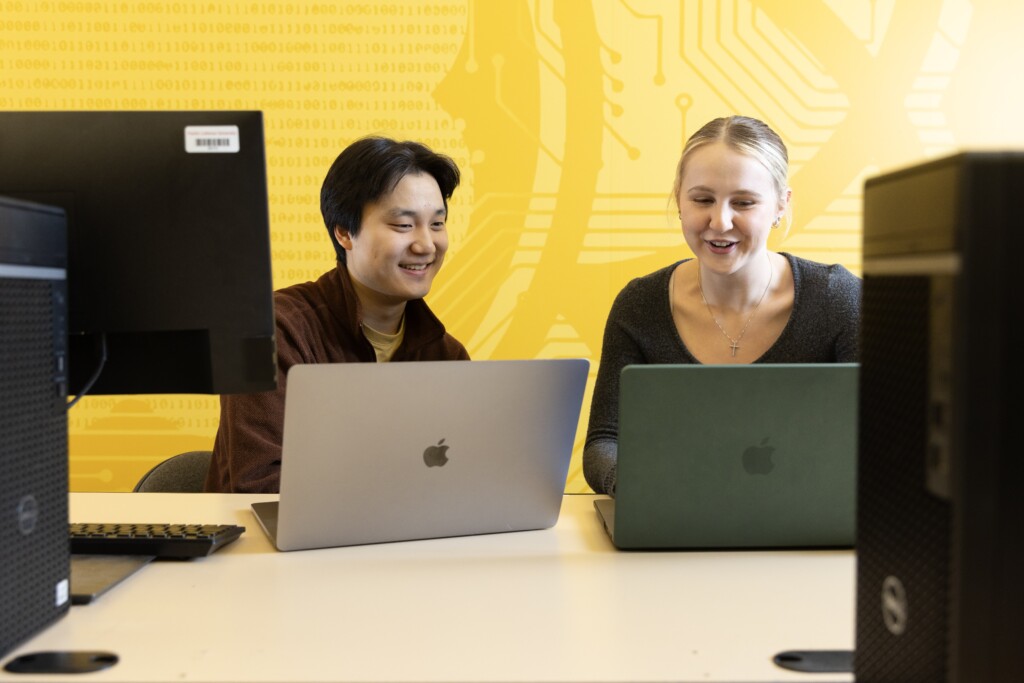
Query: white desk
[[3, 493, 855, 682]]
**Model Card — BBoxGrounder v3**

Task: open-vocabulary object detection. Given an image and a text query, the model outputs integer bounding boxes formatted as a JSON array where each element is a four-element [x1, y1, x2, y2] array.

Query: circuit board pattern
[[0, 0, 1007, 491]]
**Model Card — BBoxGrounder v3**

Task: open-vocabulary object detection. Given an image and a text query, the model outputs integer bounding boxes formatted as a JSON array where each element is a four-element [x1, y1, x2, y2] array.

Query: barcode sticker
[[184, 125, 240, 154]]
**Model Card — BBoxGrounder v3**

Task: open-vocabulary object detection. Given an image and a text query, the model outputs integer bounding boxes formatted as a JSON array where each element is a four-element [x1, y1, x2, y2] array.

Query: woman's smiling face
[[676, 141, 788, 276]]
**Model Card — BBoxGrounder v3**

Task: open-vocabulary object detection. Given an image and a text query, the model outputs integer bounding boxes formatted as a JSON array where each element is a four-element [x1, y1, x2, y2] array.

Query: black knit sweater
[[583, 252, 861, 495]]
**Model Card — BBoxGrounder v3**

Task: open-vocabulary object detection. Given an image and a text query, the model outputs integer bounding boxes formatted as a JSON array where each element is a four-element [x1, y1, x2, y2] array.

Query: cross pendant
[[730, 341, 740, 357]]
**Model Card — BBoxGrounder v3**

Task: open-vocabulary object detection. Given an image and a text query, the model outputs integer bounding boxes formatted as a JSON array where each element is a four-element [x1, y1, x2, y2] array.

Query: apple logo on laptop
[[423, 438, 450, 467], [742, 438, 775, 475]]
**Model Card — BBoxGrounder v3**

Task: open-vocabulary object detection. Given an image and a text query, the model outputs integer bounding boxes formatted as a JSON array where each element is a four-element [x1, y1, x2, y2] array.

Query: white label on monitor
[[184, 125, 240, 153], [56, 578, 69, 607]]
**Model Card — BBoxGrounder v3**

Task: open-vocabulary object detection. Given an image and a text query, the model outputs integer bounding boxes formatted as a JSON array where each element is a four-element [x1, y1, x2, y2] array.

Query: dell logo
[[881, 575, 908, 636], [17, 495, 39, 536]]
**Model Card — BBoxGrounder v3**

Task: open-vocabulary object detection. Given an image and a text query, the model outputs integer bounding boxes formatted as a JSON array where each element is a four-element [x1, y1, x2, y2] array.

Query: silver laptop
[[253, 359, 589, 551], [595, 364, 858, 549]]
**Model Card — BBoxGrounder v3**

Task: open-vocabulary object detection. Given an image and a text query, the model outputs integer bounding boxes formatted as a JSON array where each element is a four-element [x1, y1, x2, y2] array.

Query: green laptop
[[595, 364, 858, 549]]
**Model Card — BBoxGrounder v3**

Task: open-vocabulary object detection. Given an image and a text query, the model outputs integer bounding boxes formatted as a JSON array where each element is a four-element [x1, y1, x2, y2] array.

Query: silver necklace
[[697, 253, 773, 357]]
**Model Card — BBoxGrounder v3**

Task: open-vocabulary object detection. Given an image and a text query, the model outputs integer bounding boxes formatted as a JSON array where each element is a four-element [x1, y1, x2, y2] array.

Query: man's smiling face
[[335, 171, 449, 311]]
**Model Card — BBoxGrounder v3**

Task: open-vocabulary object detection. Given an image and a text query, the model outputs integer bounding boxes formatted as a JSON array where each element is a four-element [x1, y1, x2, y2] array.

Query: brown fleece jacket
[[204, 264, 469, 493]]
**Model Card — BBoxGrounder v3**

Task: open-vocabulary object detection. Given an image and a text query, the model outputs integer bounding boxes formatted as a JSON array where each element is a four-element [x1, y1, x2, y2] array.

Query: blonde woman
[[584, 116, 860, 495]]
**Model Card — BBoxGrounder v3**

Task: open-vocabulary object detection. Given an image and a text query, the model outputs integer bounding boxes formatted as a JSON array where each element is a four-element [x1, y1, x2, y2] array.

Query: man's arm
[[206, 380, 288, 493], [205, 303, 309, 493]]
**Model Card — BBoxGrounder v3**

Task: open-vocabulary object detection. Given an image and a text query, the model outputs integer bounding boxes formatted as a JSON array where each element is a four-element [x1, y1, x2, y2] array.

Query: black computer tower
[[856, 153, 1024, 681], [0, 197, 70, 657]]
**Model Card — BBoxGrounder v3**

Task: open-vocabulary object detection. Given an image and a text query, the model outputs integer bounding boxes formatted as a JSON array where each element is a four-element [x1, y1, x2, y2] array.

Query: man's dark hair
[[320, 136, 461, 263]]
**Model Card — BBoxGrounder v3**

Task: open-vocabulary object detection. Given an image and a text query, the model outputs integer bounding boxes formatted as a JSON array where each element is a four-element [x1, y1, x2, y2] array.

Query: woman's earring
[[771, 216, 781, 229]]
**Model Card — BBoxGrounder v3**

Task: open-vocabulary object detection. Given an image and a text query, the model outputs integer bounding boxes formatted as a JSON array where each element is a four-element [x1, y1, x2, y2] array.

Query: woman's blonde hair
[[672, 115, 789, 210]]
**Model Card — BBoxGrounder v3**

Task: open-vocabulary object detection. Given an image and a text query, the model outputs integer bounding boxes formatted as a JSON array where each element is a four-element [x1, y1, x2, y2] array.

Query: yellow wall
[[2, 0, 1022, 492]]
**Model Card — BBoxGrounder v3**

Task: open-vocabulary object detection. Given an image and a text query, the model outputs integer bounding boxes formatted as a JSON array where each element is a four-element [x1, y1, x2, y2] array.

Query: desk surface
[[3, 493, 854, 683]]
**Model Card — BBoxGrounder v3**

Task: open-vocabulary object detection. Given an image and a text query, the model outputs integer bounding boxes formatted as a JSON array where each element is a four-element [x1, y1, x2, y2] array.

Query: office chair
[[133, 450, 213, 493]]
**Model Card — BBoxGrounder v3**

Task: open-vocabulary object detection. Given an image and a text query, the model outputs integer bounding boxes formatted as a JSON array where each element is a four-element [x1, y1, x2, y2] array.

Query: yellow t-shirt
[[362, 316, 405, 363]]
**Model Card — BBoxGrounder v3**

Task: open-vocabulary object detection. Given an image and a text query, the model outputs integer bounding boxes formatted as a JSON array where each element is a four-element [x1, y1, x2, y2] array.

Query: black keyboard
[[69, 523, 245, 558]]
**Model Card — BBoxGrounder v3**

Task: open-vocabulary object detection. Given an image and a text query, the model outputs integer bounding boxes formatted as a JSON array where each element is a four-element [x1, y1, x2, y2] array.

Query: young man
[[205, 137, 469, 492]]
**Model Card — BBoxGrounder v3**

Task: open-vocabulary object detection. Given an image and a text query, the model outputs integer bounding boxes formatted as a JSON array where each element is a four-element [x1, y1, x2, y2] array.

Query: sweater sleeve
[[206, 381, 287, 493], [204, 302, 308, 493], [830, 265, 862, 363], [584, 282, 650, 495]]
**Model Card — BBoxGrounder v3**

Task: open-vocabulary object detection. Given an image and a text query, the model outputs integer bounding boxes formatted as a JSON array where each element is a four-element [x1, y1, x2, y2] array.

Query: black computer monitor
[[0, 111, 276, 395]]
